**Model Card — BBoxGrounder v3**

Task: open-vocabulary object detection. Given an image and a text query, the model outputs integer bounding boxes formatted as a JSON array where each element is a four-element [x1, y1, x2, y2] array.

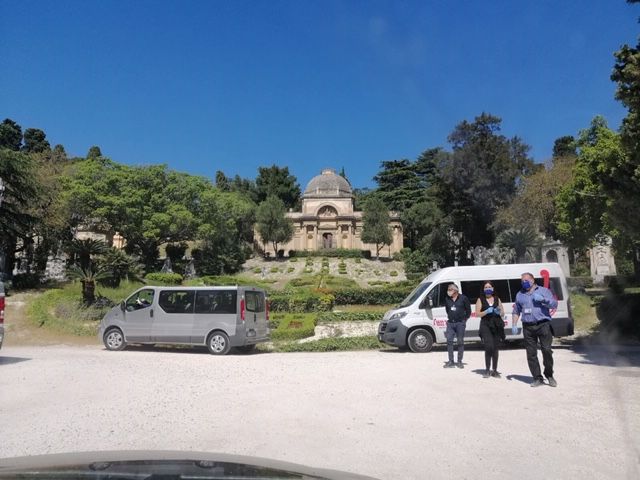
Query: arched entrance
[[545, 249, 558, 263], [322, 232, 334, 249]]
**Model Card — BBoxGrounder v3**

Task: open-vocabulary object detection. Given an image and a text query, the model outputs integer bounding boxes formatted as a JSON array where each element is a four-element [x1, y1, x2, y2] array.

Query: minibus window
[[195, 290, 237, 314], [125, 289, 154, 312], [159, 290, 195, 314], [429, 282, 451, 308], [507, 277, 564, 302], [462, 280, 510, 305], [246, 291, 265, 312], [399, 282, 431, 307]]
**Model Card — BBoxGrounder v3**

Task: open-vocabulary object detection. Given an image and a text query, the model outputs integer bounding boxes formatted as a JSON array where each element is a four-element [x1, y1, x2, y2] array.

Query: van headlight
[[389, 311, 407, 321]]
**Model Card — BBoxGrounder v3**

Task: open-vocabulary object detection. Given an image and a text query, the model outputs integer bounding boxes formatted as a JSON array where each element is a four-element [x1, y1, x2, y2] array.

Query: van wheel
[[207, 331, 231, 355], [237, 344, 256, 354], [103, 328, 126, 351], [408, 328, 434, 353]]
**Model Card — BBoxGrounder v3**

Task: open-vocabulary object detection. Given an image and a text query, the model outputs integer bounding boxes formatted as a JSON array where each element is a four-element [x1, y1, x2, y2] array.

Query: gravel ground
[[1, 344, 639, 479]]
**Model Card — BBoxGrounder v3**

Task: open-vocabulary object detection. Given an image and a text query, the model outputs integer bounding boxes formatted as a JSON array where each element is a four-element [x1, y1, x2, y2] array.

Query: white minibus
[[378, 263, 572, 352]]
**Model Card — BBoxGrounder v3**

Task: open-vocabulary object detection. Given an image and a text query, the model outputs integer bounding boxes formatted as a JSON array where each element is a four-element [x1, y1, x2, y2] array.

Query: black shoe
[[482, 370, 490, 378], [491, 370, 501, 378], [443, 361, 455, 368], [547, 377, 558, 387], [456, 361, 464, 369], [530, 378, 545, 388]]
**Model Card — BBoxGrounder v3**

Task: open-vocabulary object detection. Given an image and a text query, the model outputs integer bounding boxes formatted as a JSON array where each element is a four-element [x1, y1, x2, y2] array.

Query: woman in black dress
[[476, 281, 506, 378]]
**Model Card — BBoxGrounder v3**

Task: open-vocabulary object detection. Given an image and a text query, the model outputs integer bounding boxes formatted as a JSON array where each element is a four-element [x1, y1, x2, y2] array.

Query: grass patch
[[571, 293, 599, 333], [274, 336, 385, 352], [28, 281, 144, 336]]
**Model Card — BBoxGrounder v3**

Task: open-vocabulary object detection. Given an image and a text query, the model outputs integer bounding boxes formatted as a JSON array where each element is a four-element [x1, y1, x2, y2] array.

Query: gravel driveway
[[1, 344, 639, 479]]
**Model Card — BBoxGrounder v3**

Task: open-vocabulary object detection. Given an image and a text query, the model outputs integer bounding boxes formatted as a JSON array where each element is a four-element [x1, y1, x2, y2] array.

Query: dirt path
[[3, 292, 95, 347]]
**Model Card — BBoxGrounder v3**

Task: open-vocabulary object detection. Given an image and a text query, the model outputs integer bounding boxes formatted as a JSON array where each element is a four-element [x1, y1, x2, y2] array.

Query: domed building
[[263, 168, 403, 257]]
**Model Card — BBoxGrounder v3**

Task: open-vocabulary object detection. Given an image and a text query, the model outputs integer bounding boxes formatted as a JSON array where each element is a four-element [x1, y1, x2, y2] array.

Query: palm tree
[[67, 238, 108, 270], [97, 248, 145, 288], [497, 227, 542, 263], [67, 265, 110, 305]]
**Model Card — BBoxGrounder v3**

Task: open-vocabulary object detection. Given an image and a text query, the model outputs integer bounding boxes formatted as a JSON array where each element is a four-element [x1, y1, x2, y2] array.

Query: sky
[[1, 0, 638, 189]]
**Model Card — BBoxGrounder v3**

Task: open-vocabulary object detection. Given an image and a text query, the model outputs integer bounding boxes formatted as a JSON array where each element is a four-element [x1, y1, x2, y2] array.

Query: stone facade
[[260, 168, 403, 257]]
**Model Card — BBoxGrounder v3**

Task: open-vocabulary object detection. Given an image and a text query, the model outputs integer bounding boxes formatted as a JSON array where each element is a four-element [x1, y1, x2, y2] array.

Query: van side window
[[507, 278, 564, 302], [159, 290, 195, 314], [245, 291, 265, 312], [195, 290, 237, 314], [125, 289, 154, 312], [462, 280, 510, 305], [429, 283, 451, 308], [547, 277, 564, 300]]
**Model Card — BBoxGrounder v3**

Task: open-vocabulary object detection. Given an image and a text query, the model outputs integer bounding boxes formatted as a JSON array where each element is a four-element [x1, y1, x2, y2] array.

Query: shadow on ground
[[0, 356, 32, 365]]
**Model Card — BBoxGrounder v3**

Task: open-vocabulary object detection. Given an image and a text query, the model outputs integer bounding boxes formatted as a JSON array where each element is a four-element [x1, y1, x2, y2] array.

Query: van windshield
[[399, 282, 431, 308]]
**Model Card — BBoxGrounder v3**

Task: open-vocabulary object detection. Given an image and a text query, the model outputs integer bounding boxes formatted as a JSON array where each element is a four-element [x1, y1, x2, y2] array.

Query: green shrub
[[276, 336, 383, 352], [269, 291, 334, 312], [271, 314, 317, 341], [355, 258, 362, 264], [390, 271, 398, 277], [270, 267, 280, 273], [567, 276, 594, 290], [287, 267, 295, 273], [289, 258, 298, 263], [331, 286, 412, 305], [253, 267, 262, 273], [303, 267, 313, 274], [596, 293, 640, 339], [11, 273, 42, 290], [144, 272, 183, 285], [368, 280, 389, 286]]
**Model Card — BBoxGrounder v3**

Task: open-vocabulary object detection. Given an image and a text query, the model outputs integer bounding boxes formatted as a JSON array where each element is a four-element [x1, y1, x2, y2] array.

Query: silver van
[[98, 286, 270, 355]]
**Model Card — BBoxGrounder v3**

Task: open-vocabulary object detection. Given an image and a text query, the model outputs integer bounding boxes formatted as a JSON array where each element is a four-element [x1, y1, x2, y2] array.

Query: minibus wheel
[[103, 328, 126, 351], [407, 328, 434, 353], [207, 331, 231, 355]]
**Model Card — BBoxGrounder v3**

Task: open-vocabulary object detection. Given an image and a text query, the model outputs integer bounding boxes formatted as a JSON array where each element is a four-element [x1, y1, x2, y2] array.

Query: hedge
[[289, 249, 367, 259], [269, 292, 335, 312], [596, 293, 640, 339], [145, 272, 183, 285], [331, 287, 412, 305], [275, 336, 383, 352]]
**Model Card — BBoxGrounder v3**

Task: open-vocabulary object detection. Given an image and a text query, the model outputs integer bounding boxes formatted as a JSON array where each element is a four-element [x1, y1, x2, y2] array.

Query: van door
[[245, 290, 268, 341], [461, 279, 511, 340], [425, 282, 454, 344], [123, 289, 155, 342], [154, 290, 195, 343], [193, 289, 238, 344]]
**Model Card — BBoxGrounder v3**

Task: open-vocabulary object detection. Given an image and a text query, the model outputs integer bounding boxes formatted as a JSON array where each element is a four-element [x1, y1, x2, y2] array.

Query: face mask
[[521, 280, 532, 290], [484, 288, 494, 295], [447, 290, 456, 297]]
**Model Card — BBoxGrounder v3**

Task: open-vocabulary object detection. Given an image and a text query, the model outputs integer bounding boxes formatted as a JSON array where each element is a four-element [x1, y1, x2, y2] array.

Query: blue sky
[[1, 0, 637, 189]]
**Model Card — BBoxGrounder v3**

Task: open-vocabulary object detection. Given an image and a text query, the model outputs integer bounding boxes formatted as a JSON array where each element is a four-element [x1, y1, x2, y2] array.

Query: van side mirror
[[428, 297, 434, 308], [120, 300, 125, 312]]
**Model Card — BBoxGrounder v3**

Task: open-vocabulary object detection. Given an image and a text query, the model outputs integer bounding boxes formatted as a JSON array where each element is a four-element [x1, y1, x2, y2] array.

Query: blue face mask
[[484, 288, 494, 295], [522, 280, 532, 290]]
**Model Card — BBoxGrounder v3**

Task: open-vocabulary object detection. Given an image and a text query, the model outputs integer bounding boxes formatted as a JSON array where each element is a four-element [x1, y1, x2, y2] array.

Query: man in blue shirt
[[443, 283, 471, 369], [512, 272, 559, 388]]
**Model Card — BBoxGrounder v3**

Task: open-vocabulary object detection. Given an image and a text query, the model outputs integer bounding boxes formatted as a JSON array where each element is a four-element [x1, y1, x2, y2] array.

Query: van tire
[[207, 331, 231, 355], [103, 328, 126, 351], [407, 328, 434, 353]]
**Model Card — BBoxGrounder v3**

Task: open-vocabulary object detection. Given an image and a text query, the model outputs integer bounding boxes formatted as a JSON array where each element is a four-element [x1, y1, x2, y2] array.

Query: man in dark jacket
[[444, 283, 471, 369]]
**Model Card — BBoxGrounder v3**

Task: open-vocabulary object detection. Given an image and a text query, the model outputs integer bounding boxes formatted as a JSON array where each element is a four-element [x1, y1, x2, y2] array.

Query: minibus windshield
[[399, 282, 431, 308]]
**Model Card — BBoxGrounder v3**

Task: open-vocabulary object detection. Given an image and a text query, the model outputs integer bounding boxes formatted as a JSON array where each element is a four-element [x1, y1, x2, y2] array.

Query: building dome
[[303, 168, 353, 198]]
